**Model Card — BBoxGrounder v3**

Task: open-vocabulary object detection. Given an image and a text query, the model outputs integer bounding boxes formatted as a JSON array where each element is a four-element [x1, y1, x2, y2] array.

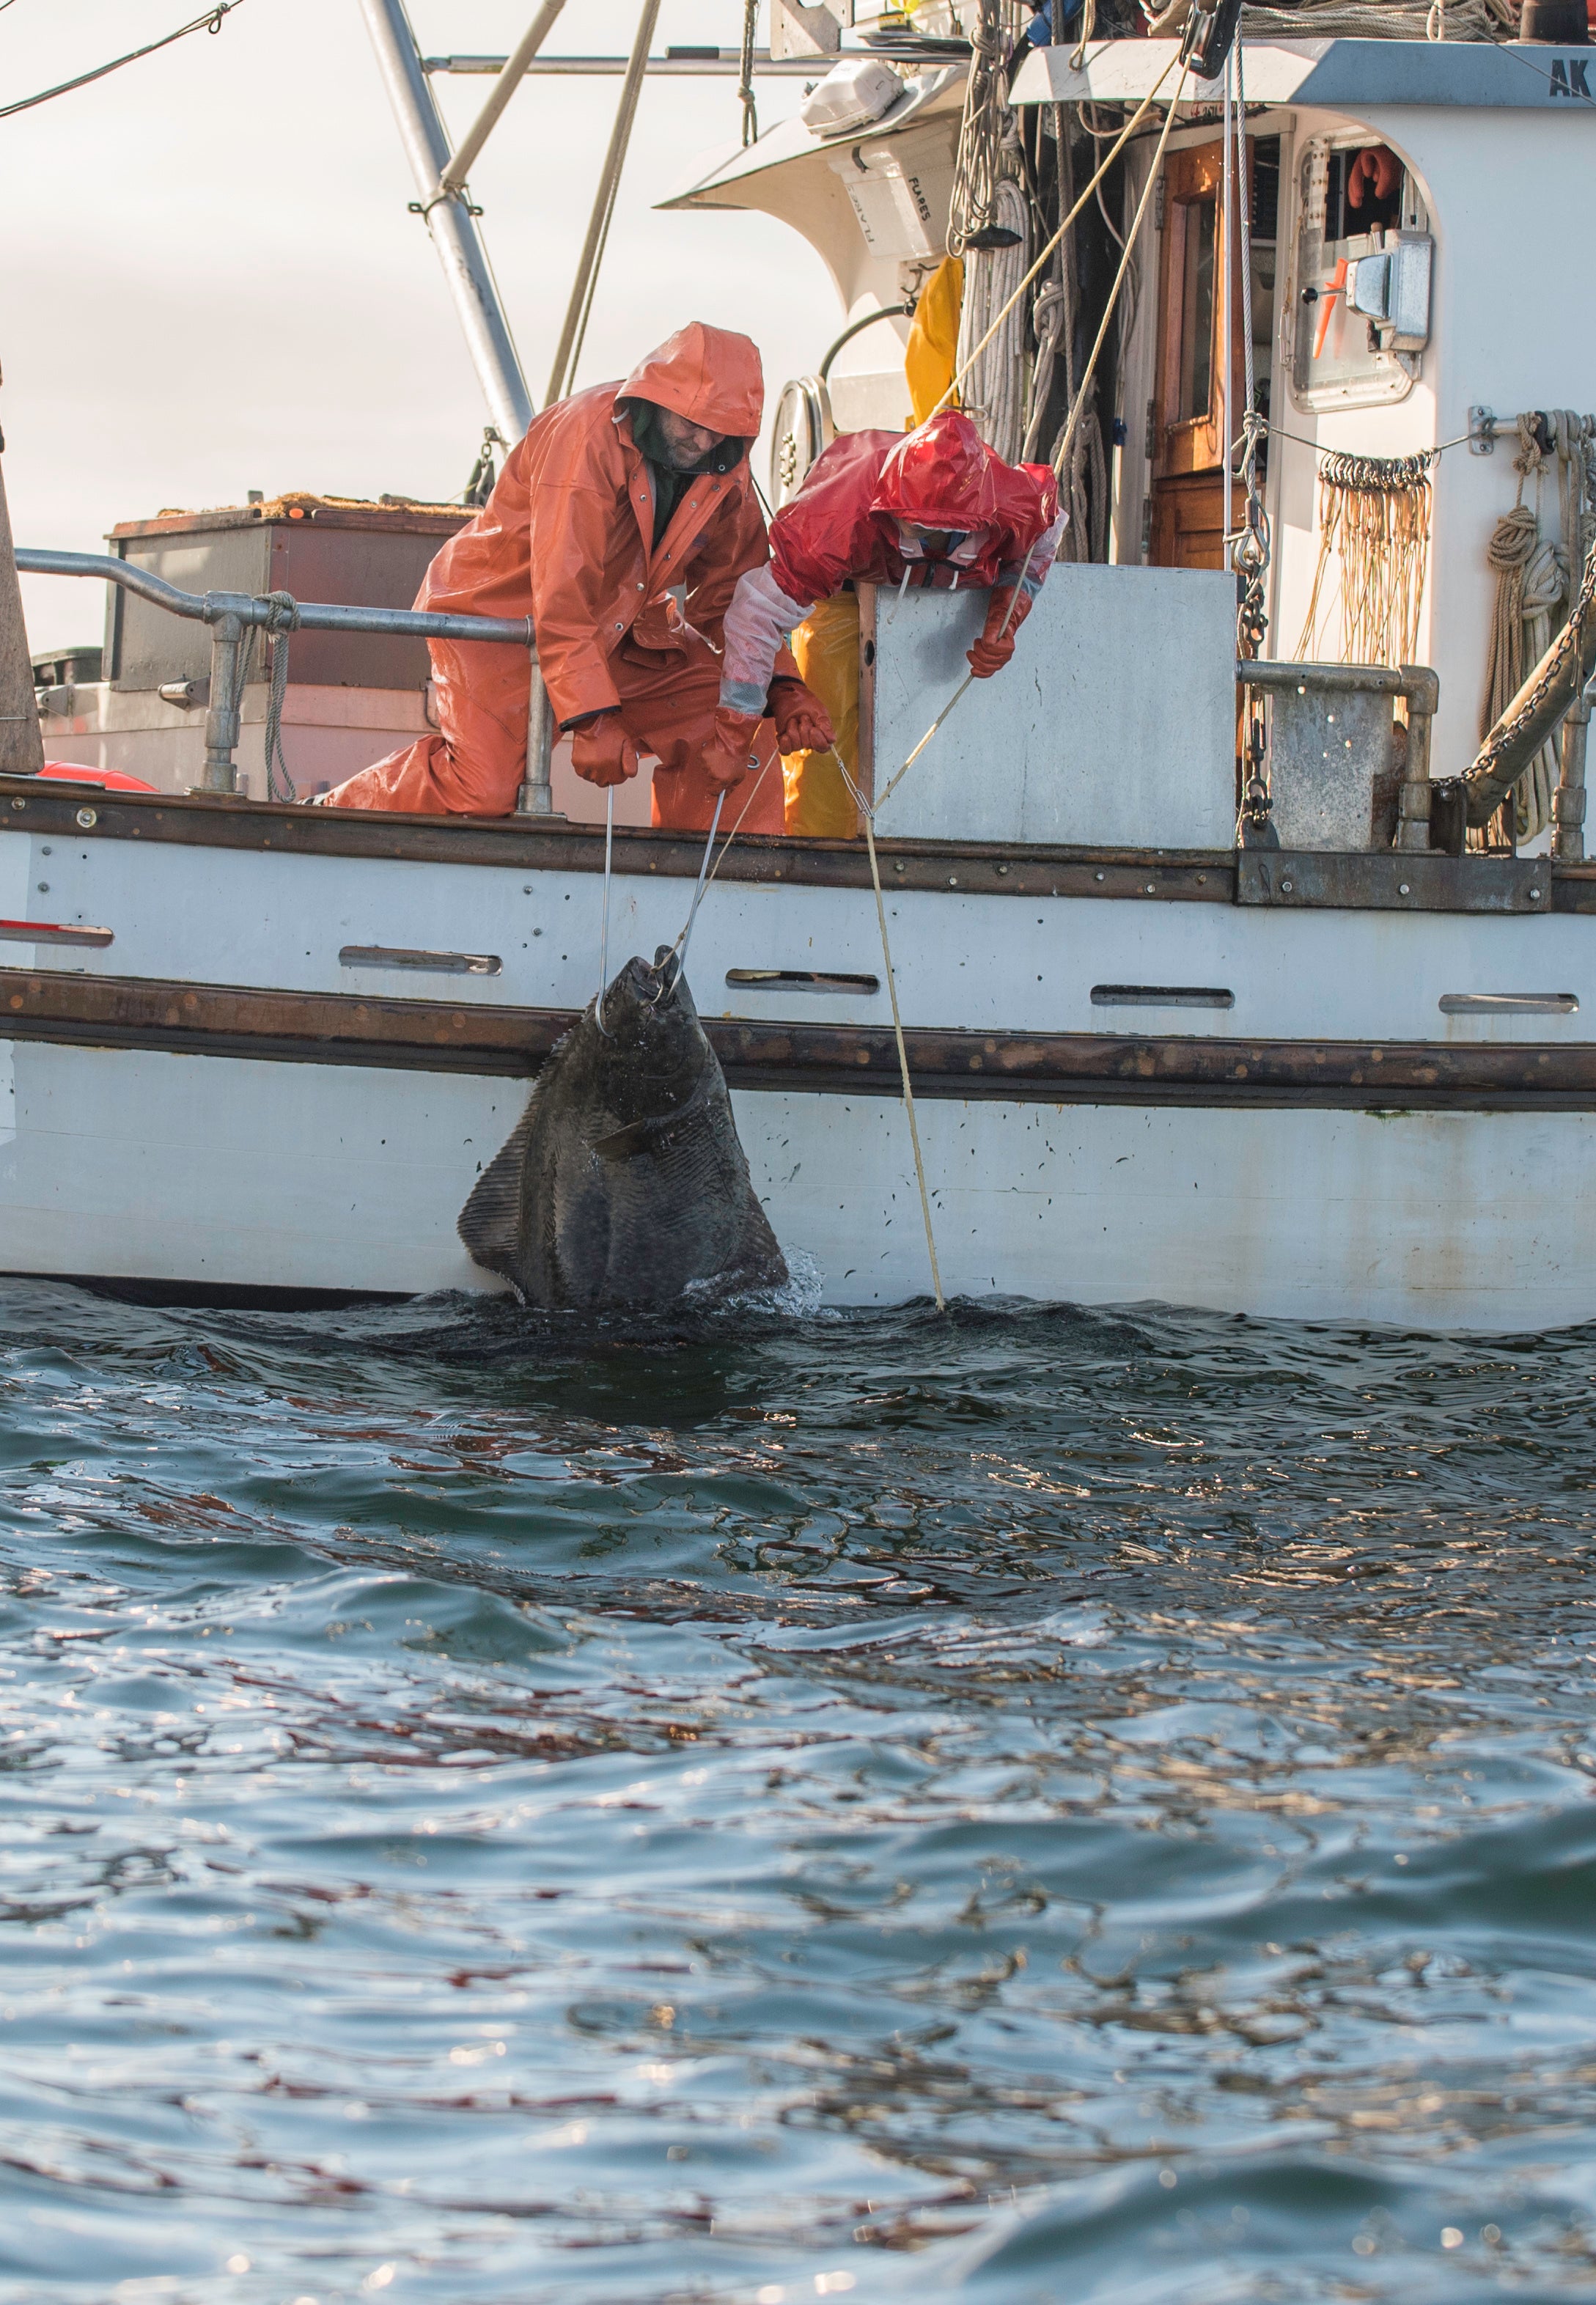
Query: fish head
[[587, 946, 708, 1109]]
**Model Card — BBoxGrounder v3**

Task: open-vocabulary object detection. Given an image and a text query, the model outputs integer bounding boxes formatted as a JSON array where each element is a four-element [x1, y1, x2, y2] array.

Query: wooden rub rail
[[0, 780, 1232, 904], [2, 968, 1595, 1111]]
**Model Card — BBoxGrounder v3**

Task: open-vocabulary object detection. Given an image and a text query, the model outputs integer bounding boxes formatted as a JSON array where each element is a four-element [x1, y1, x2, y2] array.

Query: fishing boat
[[4, 0, 1595, 1326]]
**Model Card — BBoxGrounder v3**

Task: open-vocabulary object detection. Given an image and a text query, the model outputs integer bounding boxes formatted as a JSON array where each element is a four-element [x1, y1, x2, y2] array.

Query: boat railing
[[15, 546, 555, 812]]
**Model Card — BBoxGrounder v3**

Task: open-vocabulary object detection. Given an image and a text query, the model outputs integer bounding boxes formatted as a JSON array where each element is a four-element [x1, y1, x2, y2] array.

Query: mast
[[358, 0, 534, 444]]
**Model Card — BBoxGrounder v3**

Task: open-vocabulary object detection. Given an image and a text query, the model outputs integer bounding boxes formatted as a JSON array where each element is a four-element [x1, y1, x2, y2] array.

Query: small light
[[1158, 2168, 1177, 2190], [1441, 2228, 1463, 2249]]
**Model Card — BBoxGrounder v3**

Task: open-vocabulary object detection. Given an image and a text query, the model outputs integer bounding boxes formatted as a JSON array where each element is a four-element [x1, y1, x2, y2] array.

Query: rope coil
[[1477, 409, 1594, 839]]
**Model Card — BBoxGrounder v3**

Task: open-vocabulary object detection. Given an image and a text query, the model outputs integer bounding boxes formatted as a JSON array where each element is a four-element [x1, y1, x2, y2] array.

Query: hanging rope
[[260, 591, 299, 804], [1021, 106, 1070, 467], [1477, 413, 1593, 842], [947, 0, 1010, 256], [1293, 450, 1436, 669], [932, 48, 1184, 425], [737, 0, 758, 146], [1230, 38, 1270, 657], [955, 177, 1029, 459], [1052, 71, 1189, 490]]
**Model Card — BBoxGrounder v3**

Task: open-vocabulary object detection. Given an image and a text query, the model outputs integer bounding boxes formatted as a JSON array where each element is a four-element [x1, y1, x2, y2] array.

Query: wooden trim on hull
[[0, 780, 1232, 904], [1, 779, 1584, 913], [3, 967, 1595, 1111]]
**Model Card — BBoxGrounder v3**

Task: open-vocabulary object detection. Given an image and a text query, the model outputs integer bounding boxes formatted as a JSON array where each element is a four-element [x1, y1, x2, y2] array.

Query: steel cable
[[0, 1, 243, 122]]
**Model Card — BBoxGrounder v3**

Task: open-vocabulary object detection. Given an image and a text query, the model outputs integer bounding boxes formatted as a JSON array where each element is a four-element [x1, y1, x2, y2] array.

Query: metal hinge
[[1145, 397, 1157, 447], [1152, 173, 1166, 230]]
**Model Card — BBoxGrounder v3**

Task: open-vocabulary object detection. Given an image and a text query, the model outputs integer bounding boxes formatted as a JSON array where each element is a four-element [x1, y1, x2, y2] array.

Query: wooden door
[[1149, 139, 1249, 571]]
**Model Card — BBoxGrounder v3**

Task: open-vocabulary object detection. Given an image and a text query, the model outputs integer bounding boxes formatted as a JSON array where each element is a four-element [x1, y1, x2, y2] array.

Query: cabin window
[[1290, 136, 1430, 413], [1175, 200, 1218, 424]]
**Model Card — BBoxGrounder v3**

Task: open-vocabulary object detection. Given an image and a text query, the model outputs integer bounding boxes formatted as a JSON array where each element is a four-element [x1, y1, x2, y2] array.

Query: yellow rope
[[930, 48, 1183, 425], [1053, 67, 1188, 482], [864, 812, 945, 1313]]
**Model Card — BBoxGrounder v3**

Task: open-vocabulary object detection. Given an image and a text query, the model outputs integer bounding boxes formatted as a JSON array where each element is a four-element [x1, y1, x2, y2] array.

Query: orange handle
[[1313, 258, 1348, 361]]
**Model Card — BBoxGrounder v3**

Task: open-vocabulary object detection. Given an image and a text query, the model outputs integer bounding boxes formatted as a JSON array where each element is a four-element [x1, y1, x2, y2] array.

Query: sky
[[1, 0, 844, 653]]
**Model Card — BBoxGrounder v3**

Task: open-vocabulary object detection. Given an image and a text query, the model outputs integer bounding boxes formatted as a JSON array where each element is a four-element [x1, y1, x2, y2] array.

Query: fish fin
[[589, 1117, 656, 1161], [732, 1186, 790, 1288], [457, 1104, 536, 1274]]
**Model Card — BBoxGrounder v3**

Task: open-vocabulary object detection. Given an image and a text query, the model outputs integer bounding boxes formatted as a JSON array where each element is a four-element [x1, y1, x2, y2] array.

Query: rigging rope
[[955, 177, 1029, 460], [947, 0, 1012, 256], [0, 0, 242, 122], [1052, 70, 1188, 489], [737, 0, 759, 145], [933, 48, 1184, 424], [545, 0, 661, 405]]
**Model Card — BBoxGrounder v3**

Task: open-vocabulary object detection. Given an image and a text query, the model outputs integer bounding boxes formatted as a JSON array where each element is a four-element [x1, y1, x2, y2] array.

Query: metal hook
[[675, 788, 725, 989], [594, 784, 615, 1040]]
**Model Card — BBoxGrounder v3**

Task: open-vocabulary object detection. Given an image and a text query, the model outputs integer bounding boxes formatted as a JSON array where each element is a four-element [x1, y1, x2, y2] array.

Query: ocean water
[[2, 1276, 1596, 2305]]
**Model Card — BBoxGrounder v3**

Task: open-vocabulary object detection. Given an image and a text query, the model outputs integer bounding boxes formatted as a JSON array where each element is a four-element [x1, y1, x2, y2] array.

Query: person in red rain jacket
[[320, 323, 828, 834], [702, 408, 1064, 791]]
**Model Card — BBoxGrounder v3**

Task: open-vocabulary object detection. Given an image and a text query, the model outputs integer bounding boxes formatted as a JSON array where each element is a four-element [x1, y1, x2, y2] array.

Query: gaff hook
[[594, 784, 615, 1038]]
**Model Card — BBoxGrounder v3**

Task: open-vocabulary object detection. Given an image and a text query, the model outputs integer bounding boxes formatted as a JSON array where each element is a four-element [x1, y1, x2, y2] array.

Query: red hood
[[870, 410, 1001, 529], [619, 323, 765, 439]]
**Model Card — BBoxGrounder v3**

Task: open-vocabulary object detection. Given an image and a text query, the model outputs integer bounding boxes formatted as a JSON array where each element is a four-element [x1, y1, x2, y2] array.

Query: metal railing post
[[1553, 685, 1591, 864], [199, 613, 244, 793], [517, 665, 559, 815], [1395, 663, 1435, 853]]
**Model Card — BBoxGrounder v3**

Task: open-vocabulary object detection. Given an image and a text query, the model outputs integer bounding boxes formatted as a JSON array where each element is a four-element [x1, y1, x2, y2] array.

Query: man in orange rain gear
[[703, 409, 1063, 833], [320, 323, 831, 834]]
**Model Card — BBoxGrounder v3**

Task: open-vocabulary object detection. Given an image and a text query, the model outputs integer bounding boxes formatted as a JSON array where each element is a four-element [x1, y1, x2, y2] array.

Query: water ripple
[[0, 1279, 1594, 2300]]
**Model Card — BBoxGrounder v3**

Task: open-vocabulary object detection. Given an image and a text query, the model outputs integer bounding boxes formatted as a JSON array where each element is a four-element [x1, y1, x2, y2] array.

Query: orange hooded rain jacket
[[321, 323, 788, 832]]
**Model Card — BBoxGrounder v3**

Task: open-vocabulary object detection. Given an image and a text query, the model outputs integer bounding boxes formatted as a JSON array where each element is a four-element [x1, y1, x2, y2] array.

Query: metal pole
[[545, 0, 662, 408], [359, 0, 534, 446], [200, 614, 244, 793], [597, 785, 614, 1020], [1395, 668, 1435, 852], [1553, 685, 1591, 864], [517, 666, 559, 815], [1220, 48, 1233, 557], [438, 0, 567, 194], [0, 411, 43, 779]]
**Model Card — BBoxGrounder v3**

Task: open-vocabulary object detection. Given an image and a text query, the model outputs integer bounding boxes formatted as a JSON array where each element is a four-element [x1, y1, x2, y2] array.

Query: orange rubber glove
[[967, 586, 1033, 679], [699, 706, 762, 792], [768, 675, 836, 757], [570, 712, 640, 787]]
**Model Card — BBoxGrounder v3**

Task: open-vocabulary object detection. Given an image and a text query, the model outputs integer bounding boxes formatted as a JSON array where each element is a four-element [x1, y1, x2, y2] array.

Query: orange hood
[[619, 323, 765, 441]]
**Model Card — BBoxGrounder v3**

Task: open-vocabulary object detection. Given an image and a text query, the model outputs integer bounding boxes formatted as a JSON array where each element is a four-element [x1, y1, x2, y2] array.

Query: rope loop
[[260, 589, 299, 804]]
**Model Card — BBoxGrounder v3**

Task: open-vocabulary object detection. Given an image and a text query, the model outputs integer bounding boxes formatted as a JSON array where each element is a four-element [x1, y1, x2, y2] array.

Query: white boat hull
[[0, 1037, 1588, 1328], [0, 786, 1589, 1329]]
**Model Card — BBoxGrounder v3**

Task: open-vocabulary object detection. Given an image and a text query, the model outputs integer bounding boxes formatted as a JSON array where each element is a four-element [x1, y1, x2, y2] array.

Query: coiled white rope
[[955, 177, 1029, 462]]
